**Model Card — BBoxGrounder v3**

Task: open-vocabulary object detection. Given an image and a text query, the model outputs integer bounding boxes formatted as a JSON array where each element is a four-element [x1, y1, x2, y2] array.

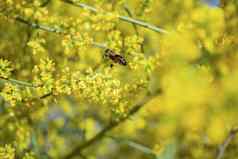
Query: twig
[[39, 92, 53, 99], [62, 93, 158, 159], [61, 0, 169, 34], [19, 92, 52, 105], [40, 0, 51, 7], [108, 135, 156, 156], [0, 76, 38, 87], [123, 5, 145, 53], [15, 17, 107, 49], [15, 17, 64, 34], [123, 5, 139, 36], [216, 128, 238, 159]]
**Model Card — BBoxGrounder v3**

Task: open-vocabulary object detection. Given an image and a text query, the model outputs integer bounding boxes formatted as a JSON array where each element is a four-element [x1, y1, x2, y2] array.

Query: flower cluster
[[91, 11, 119, 31], [62, 33, 93, 57], [0, 145, 15, 159], [0, 83, 22, 107], [0, 59, 13, 78], [33, 58, 55, 95]]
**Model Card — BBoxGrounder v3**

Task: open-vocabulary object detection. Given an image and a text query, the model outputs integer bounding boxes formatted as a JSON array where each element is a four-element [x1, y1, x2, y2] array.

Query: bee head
[[104, 48, 111, 57]]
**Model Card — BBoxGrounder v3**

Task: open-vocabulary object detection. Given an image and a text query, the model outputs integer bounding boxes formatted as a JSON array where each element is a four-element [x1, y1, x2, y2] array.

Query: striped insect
[[104, 49, 127, 66]]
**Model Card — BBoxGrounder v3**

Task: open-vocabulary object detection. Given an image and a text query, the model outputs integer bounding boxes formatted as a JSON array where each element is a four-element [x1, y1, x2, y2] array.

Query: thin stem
[[119, 16, 169, 34], [0, 76, 38, 87], [40, 0, 51, 7], [15, 17, 64, 34], [15, 17, 107, 49], [39, 92, 53, 99], [123, 5, 139, 36], [216, 128, 238, 159], [108, 136, 156, 156], [27, 92, 52, 103], [92, 41, 107, 49], [61, 0, 169, 34], [62, 93, 158, 159], [123, 5, 145, 53]]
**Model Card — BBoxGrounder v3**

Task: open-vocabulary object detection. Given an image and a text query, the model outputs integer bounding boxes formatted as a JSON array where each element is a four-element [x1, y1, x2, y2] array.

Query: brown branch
[[216, 128, 238, 159], [39, 92, 53, 99], [62, 93, 158, 159]]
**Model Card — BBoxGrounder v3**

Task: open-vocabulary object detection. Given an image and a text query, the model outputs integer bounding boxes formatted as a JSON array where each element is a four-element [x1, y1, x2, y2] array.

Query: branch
[[0, 76, 52, 101], [123, 5, 145, 53], [108, 136, 156, 156], [15, 17, 65, 34], [216, 128, 238, 159], [0, 76, 39, 87], [61, 0, 169, 34], [24, 91, 52, 102], [39, 92, 52, 99], [62, 93, 158, 159], [40, 0, 51, 7], [123, 5, 139, 36], [15, 17, 107, 49]]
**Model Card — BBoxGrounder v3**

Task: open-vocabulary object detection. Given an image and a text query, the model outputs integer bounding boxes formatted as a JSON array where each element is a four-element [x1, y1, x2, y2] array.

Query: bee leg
[[110, 64, 114, 68], [103, 54, 107, 59]]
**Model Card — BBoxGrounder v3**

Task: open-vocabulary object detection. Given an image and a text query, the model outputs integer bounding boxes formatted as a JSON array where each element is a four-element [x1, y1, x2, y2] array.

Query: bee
[[104, 49, 127, 66]]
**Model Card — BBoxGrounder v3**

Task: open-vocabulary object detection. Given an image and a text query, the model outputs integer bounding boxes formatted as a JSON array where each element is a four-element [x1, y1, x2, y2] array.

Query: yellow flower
[[207, 117, 226, 144], [0, 145, 15, 159], [0, 59, 13, 78], [160, 32, 200, 62]]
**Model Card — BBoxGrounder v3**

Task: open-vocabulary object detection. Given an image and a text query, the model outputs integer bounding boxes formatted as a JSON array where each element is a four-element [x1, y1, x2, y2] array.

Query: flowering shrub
[[0, 0, 238, 159]]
